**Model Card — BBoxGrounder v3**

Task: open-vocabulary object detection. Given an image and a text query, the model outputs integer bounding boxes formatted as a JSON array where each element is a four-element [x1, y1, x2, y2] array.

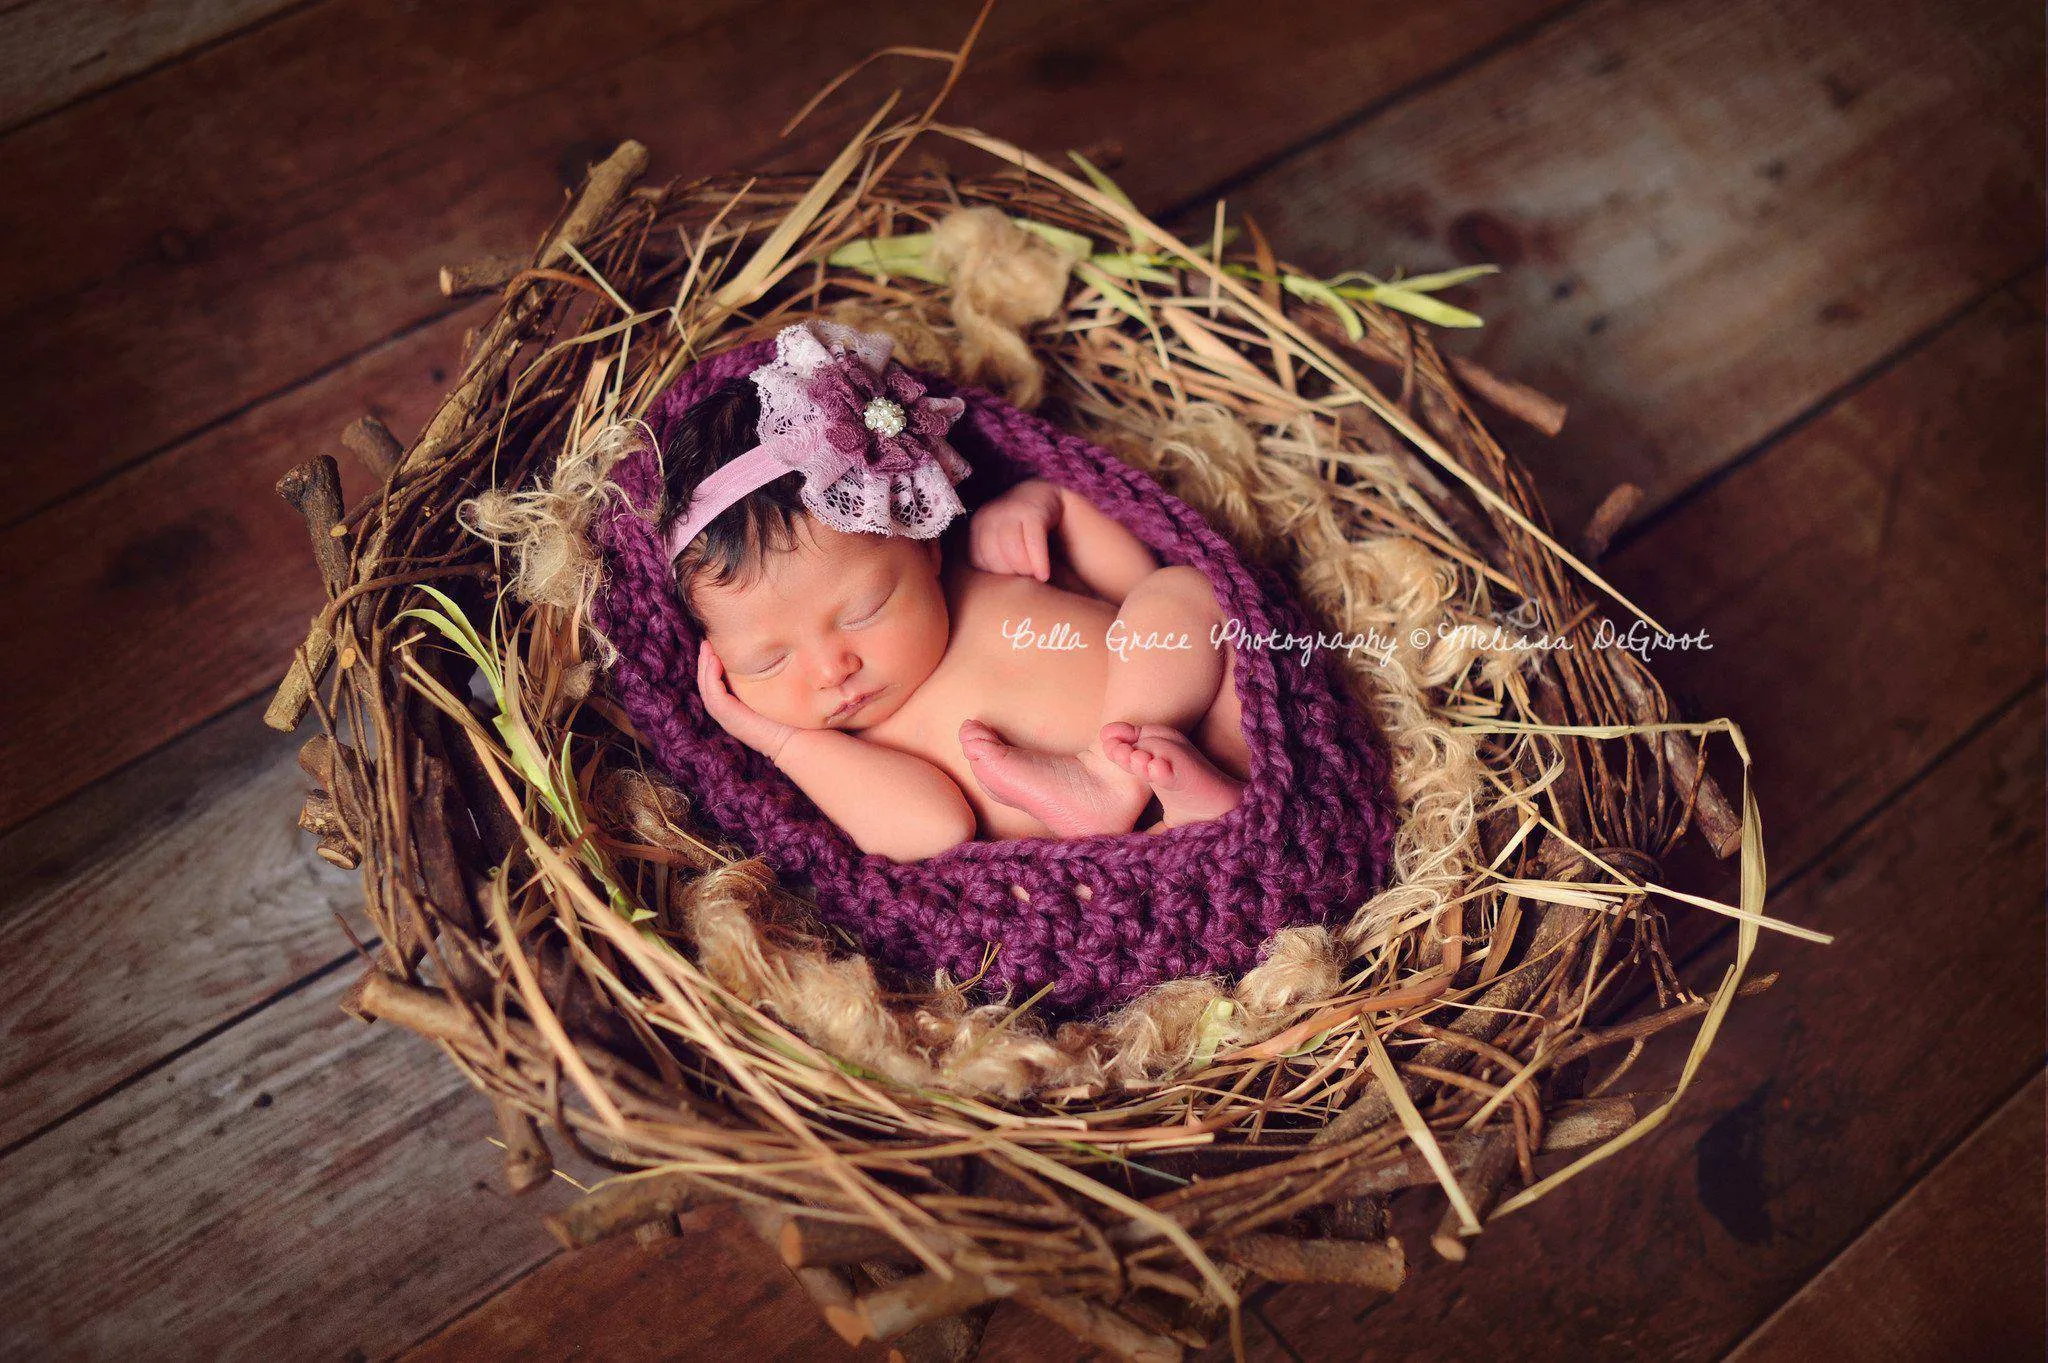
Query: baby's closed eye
[[842, 589, 893, 628]]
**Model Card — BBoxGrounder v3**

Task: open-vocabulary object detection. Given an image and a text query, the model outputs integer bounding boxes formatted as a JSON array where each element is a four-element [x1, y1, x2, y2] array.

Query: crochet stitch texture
[[594, 340, 1397, 1015]]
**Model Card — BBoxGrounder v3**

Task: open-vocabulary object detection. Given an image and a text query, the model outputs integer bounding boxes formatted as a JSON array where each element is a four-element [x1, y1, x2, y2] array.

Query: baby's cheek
[[728, 675, 776, 715]]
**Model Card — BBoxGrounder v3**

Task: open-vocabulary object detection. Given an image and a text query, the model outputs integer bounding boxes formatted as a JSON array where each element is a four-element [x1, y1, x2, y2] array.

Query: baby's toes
[[1134, 727, 1193, 788], [959, 719, 1004, 759], [1099, 723, 1141, 768]]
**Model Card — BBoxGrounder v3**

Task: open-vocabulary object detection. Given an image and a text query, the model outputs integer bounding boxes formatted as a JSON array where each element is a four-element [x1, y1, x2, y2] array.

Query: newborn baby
[[662, 322, 1251, 863]]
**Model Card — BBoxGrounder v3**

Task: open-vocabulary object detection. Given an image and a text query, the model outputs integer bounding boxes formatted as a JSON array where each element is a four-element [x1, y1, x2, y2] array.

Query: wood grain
[[0, 309, 461, 832], [0, 0, 306, 132], [0, 696, 363, 1149], [1251, 692, 2046, 1361], [1233, 0, 2046, 526], [404, 1204, 865, 1363], [0, 966, 579, 1361], [1604, 270, 2045, 874], [0, 0, 1565, 523], [1725, 1071, 2046, 1363]]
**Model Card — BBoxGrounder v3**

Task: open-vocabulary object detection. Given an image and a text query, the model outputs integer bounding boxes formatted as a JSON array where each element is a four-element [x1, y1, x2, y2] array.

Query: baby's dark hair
[[659, 377, 809, 618]]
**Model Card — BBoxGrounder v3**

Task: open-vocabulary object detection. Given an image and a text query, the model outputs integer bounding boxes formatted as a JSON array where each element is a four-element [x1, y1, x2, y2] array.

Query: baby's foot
[[959, 719, 1151, 838], [1100, 722, 1247, 828]]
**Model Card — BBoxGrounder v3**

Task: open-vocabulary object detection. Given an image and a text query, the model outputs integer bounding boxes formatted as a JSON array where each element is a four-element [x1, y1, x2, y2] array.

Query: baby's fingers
[[974, 511, 1007, 568], [696, 640, 731, 706], [1003, 520, 1033, 577], [1024, 521, 1051, 582]]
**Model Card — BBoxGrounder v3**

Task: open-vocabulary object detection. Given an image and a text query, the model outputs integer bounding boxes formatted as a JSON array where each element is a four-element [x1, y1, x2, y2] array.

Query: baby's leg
[[1094, 566, 1246, 827], [959, 567, 1245, 838]]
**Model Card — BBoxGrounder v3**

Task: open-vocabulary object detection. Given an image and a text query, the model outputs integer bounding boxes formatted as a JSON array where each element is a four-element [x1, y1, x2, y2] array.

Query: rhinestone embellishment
[[862, 396, 907, 438]]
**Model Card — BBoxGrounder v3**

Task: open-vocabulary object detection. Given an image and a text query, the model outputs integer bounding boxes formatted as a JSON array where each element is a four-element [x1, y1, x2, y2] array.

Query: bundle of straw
[[268, 32, 1816, 1359]]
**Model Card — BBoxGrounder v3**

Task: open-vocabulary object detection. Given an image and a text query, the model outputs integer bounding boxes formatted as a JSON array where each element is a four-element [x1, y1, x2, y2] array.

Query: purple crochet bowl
[[593, 339, 1397, 1016]]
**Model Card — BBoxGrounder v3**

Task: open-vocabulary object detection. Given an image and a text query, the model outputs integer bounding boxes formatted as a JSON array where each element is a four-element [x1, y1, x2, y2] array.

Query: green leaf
[[1067, 150, 1137, 214], [1188, 998, 1237, 1069], [492, 711, 562, 819], [1086, 252, 1177, 285], [1362, 283, 1485, 328], [1073, 260, 1155, 326], [1282, 274, 1365, 341], [398, 585, 503, 701], [1330, 263, 1500, 294], [1387, 263, 1500, 292], [1011, 217, 1094, 261], [825, 232, 946, 283]]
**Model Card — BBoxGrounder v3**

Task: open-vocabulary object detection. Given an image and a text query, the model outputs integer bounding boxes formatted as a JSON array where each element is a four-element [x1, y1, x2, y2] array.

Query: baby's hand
[[696, 639, 796, 762], [968, 479, 1062, 582]]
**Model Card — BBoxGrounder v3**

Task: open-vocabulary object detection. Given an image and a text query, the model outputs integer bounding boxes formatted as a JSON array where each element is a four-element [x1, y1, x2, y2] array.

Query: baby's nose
[[812, 646, 860, 687]]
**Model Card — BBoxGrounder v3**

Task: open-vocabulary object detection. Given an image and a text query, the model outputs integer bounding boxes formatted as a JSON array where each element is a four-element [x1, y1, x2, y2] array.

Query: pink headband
[[662, 321, 972, 562]]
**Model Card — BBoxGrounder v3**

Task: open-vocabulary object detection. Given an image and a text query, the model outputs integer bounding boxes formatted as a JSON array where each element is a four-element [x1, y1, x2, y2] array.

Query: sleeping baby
[[663, 321, 1251, 863]]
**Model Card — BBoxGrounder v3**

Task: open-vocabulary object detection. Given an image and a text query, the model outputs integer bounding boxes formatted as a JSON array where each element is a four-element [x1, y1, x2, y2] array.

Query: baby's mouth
[[828, 686, 885, 722]]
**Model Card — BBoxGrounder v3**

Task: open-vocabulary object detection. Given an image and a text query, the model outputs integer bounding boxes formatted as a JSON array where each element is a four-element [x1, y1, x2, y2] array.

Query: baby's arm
[[696, 641, 974, 862], [969, 478, 1159, 604], [774, 729, 976, 862]]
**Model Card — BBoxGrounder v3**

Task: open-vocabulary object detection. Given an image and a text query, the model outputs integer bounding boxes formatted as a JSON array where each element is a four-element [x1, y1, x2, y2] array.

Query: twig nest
[[296, 127, 1768, 1361]]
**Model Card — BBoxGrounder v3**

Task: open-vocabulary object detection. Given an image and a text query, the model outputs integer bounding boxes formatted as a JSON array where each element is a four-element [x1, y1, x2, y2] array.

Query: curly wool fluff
[[459, 419, 647, 659]]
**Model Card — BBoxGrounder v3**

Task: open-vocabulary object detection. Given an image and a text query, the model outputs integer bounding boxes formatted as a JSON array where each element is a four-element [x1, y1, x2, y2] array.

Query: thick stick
[[1446, 354, 1568, 437], [544, 1171, 725, 1248], [885, 1303, 994, 1363], [1611, 655, 1743, 857], [408, 140, 648, 471], [781, 1215, 929, 1270]]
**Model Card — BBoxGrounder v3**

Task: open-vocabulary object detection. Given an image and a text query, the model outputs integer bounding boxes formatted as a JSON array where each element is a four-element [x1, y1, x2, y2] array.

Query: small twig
[[1580, 482, 1644, 561], [1221, 1233, 1405, 1292], [1550, 974, 1777, 1069], [1431, 1131, 1515, 1262], [438, 255, 525, 298], [263, 455, 350, 731], [340, 415, 404, 481], [491, 1097, 553, 1195], [826, 1266, 1013, 1346]]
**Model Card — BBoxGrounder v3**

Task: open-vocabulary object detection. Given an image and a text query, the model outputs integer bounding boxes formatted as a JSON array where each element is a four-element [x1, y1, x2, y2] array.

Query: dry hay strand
[[269, 47, 1820, 1360]]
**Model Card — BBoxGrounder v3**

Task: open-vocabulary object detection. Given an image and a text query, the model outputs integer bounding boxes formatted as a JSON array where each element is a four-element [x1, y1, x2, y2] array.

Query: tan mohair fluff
[[928, 207, 1073, 409], [459, 419, 645, 661]]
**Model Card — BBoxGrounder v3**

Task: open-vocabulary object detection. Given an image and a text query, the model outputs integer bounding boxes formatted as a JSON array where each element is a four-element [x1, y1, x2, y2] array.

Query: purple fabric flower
[[808, 358, 964, 475]]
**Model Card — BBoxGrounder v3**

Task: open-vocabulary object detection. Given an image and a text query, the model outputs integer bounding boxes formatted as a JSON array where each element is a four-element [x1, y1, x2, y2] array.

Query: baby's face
[[689, 517, 948, 732]]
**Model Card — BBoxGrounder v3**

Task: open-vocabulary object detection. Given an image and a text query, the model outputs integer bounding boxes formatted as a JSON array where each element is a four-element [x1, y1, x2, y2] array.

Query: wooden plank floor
[[0, 1, 2040, 1358]]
